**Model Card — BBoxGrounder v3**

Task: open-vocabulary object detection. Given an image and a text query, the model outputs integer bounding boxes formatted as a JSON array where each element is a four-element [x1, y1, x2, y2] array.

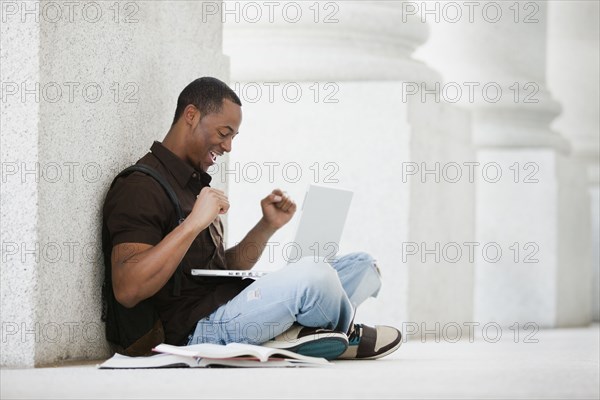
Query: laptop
[[191, 184, 354, 278]]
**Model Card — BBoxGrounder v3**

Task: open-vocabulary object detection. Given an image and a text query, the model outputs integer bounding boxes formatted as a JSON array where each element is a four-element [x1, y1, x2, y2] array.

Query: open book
[[98, 342, 329, 369]]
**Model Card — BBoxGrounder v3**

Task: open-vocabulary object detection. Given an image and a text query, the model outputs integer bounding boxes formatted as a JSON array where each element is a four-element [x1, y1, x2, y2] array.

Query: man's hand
[[188, 187, 230, 230], [260, 188, 296, 230]]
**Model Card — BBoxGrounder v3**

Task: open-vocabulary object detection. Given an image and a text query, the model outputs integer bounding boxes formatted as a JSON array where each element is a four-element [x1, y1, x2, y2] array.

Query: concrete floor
[[2, 324, 599, 399]]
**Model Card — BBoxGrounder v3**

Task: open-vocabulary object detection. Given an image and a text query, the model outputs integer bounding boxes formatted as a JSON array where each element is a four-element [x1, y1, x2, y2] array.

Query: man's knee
[[338, 251, 381, 277], [291, 257, 342, 294]]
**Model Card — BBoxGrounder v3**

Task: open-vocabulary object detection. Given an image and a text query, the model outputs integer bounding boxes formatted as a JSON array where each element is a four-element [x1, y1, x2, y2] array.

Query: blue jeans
[[187, 252, 382, 346]]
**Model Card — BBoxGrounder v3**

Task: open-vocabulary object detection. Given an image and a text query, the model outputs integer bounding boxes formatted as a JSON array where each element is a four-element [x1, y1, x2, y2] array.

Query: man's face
[[186, 99, 242, 172]]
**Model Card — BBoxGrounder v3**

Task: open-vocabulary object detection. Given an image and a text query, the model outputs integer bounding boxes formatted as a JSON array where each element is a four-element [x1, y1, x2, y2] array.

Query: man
[[103, 77, 402, 360]]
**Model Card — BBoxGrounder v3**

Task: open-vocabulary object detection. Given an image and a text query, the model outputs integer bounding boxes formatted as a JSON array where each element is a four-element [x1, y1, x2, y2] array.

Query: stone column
[[417, 0, 592, 327], [223, 1, 475, 336], [1, 1, 230, 367], [1, 2, 41, 368], [547, 0, 600, 321]]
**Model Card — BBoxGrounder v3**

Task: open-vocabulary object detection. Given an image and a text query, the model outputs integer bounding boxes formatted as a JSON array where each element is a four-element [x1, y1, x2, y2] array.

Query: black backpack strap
[[111, 164, 185, 296], [112, 165, 185, 224]]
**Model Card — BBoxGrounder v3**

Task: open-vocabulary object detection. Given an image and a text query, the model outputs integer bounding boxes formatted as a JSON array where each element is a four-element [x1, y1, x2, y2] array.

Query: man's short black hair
[[172, 77, 242, 125]]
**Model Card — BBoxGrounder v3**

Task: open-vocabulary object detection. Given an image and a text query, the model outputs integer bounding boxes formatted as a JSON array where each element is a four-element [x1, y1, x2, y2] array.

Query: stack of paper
[[98, 342, 330, 369]]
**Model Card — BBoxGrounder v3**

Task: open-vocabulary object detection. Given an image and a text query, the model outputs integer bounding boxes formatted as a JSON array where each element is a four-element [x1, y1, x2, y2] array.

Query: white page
[[154, 343, 329, 365]]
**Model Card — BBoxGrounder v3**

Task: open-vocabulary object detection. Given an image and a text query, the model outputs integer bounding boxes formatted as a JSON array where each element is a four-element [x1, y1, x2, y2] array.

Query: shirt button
[[192, 173, 197, 178]]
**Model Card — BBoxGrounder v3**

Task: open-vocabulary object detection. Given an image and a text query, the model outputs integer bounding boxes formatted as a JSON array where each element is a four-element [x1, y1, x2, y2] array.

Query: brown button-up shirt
[[103, 141, 251, 345]]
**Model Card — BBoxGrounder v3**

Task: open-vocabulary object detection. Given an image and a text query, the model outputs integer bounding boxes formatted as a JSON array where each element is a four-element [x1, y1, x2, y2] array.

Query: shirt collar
[[150, 141, 212, 188]]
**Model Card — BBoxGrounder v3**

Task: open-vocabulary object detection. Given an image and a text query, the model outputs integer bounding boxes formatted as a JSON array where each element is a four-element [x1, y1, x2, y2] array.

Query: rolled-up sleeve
[[103, 173, 172, 247]]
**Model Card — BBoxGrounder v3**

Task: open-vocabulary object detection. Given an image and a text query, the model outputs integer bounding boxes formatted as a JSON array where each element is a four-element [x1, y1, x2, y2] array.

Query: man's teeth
[[210, 151, 219, 161]]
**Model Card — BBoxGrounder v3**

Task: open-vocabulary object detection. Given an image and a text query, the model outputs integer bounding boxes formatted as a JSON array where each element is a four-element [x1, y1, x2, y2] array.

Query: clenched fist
[[260, 188, 296, 230], [188, 187, 229, 230]]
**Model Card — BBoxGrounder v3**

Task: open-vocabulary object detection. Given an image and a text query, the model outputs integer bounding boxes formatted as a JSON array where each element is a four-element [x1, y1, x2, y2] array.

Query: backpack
[[101, 164, 185, 356]]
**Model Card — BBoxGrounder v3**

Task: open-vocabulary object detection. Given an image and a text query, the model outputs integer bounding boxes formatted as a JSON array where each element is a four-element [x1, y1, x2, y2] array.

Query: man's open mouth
[[209, 151, 221, 162]]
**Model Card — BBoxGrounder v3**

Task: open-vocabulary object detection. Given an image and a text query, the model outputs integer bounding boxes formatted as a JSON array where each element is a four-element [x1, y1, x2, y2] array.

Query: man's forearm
[[225, 218, 277, 269], [112, 219, 203, 307]]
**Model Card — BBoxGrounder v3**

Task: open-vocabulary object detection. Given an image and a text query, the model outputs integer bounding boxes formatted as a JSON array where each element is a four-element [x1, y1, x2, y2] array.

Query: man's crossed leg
[[187, 252, 402, 360]]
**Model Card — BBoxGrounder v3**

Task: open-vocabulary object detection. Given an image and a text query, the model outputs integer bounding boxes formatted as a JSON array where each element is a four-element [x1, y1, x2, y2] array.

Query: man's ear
[[183, 104, 200, 127]]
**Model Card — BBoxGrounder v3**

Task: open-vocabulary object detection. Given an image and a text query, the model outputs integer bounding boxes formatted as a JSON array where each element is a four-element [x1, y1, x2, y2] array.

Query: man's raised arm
[[111, 187, 229, 308], [225, 189, 296, 270]]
